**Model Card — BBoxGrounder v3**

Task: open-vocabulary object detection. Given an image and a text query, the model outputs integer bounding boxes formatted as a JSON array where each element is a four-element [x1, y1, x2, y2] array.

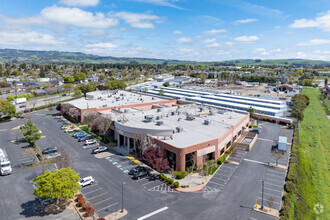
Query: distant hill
[[0, 49, 329, 66]]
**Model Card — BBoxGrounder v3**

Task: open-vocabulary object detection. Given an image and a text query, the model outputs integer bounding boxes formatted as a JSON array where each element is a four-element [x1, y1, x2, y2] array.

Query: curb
[[163, 181, 206, 193]]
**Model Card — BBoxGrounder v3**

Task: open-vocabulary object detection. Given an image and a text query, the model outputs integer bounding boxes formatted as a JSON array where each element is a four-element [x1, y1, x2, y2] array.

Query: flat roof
[[147, 90, 186, 99], [116, 105, 247, 148], [186, 96, 282, 113], [65, 90, 167, 110]]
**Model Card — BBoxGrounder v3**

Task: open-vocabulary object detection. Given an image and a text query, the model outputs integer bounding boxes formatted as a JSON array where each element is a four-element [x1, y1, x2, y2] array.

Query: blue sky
[[0, 0, 329, 61]]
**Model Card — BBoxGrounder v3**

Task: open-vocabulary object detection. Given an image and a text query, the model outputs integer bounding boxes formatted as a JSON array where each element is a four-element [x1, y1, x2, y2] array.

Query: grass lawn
[[296, 88, 329, 219]]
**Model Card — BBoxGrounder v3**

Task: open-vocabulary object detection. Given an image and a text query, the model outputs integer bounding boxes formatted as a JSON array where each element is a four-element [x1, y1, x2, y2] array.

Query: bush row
[[280, 129, 299, 219], [159, 174, 179, 188], [76, 194, 94, 217], [217, 147, 232, 165]]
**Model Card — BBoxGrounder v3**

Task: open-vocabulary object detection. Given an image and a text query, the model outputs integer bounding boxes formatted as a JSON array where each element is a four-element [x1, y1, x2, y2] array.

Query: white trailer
[[278, 136, 287, 152], [14, 97, 27, 104], [0, 148, 12, 175]]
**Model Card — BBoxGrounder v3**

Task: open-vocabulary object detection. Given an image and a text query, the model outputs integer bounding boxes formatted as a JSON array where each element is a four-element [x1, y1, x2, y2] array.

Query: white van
[[0, 148, 12, 175]]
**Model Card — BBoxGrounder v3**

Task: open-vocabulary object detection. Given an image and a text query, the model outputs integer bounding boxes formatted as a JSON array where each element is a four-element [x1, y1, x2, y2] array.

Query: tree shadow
[[20, 198, 48, 217]]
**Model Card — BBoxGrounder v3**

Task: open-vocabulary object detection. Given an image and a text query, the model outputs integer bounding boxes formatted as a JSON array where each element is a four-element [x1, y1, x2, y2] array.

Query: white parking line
[[221, 165, 237, 169], [249, 217, 257, 220], [136, 177, 149, 182], [260, 192, 282, 199], [216, 172, 232, 178], [80, 183, 98, 190], [258, 197, 281, 204], [93, 197, 113, 205], [265, 177, 284, 184], [209, 181, 224, 186], [212, 176, 228, 181], [258, 138, 276, 142], [268, 170, 286, 175], [243, 158, 268, 165], [264, 182, 283, 188], [87, 192, 108, 201], [84, 187, 103, 195], [137, 206, 169, 220], [267, 173, 285, 180], [264, 187, 283, 193], [97, 202, 119, 212], [142, 181, 156, 186]]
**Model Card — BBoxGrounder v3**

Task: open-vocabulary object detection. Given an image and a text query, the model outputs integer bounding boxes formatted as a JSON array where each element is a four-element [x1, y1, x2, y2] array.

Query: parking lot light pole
[[121, 182, 126, 213], [261, 180, 264, 210]]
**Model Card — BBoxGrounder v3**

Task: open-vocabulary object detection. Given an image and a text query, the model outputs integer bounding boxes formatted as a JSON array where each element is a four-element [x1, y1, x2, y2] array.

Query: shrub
[[172, 181, 179, 188], [249, 125, 253, 128], [209, 165, 219, 175], [85, 207, 94, 217], [285, 181, 295, 193], [78, 198, 86, 206], [97, 218, 105, 220], [253, 125, 258, 128], [76, 194, 83, 199], [187, 166, 197, 173], [82, 202, 90, 211], [159, 174, 174, 185], [174, 171, 188, 179]]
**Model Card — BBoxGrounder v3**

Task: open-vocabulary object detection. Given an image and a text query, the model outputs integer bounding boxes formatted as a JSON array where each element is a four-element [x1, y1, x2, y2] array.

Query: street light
[[260, 180, 264, 210], [121, 182, 126, 213]]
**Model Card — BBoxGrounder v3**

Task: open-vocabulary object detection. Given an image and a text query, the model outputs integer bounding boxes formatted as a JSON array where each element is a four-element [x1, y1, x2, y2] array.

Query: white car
[[45, 152, 61, 159], [84, 139, 97, 145], [78, 176, 95, 187], [64, 128, 78, 133]]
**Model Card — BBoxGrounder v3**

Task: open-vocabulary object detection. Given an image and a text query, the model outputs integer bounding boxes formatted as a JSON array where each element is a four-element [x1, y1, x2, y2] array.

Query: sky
[[0, 0, 329, 61]]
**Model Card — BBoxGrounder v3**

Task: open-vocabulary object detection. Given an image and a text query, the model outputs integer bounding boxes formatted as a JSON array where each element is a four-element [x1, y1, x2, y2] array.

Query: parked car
[[45, 152, 61, 159], [78, 136, 96, 142], [64, 128, 78, 133], [72, 132, 84, 138], [62, 94, 67, 96], [19, 105, 26, 108], [128, 166, 146, 175], [42, 146, 57, 154], [250, 129, 260, 134], [84, 139, 97, 145], [133, 171, 149, 180], [78, 176, 95, 187], [75, 133, 88, 138], [61, 124, 69, 128], [15, 114, 25, 119], [91, 146, 108, 154], [61, 125, 73, 130]]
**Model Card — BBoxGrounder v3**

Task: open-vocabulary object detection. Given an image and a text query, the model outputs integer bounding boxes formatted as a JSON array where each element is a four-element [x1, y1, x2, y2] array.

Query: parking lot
[[80, 180, 120, 218]]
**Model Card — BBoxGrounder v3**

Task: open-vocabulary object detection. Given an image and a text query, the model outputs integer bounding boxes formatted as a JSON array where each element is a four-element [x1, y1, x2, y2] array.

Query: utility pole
[[261, 180, 264, 210], [121, 182, 126, 213]]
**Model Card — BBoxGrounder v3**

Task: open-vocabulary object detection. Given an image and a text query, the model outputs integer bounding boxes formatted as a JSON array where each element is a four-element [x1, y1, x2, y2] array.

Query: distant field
[[296, 88, 329, 219]]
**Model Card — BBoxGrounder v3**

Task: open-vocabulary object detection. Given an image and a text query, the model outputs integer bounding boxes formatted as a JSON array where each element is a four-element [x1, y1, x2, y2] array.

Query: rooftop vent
[[157, 108, 162, 112], [176, 126, 183, 133], [124, 109, 130, 113], [156, 115, 163, 120], [204, 119, 211, 125], [156, 121, 163, 126], [186, 114, 195, 121]]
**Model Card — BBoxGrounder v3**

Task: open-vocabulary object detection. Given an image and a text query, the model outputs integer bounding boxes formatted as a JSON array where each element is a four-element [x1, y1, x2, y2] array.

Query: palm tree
[[247, 106, 255, 117]]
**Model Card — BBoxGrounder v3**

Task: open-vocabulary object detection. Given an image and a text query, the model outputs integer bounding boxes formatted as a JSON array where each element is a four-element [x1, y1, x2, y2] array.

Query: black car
[[42, 146, 57, 154], [128, 166, 146, 175], [133, 171, 149, 180], [250, 129, 260, 134], [77, 136, 95, 142]]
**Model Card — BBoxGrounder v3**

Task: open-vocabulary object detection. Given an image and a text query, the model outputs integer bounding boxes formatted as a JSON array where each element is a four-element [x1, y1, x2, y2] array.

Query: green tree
[[34, 167, 81, 202], [158, 89, 165, 96], [63, 83, 74, 94], [247, 106, 255, 117], [104, 80, 127, 90], [63, 76, 74, 83], [163, 82, 170, 87], [0, 98, 16, 117], [40, 82, 53, 89], [39, 66, 46, 78], [325, 78, 328, 85], [0, 81, 11, 88], [78, 84, 94, 97], [73, 72, 87, 81], [73, 88, 83, 98], [21, 120, 41, 147]]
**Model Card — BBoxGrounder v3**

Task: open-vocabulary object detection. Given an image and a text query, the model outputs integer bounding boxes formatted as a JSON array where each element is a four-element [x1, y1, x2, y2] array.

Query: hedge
[[174, 171, 188, 179], [172, 181, 179, 188], [159, 174, 174, 185]]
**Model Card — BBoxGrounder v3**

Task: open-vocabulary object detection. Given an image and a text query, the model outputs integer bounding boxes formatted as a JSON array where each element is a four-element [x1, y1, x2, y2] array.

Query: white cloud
[[178, 48, 194, 53], [42, 6, 118, 29], [173, 30, 182, 34], [114, 11, 163, 29], [224, 41, 235, 46], [313, 50, 330, 54], [85, 42, 119, 49], [176, 37, 194, 44], [202, 29, 227, 35], [59, 0, 100, 7], [289, 11, 330, 31], [128, 0, 186, 10], [0, 31, 67, 46], [297, 39, 330, 46], [234, 35, 259, 43], [234, 18, 257, 24], [252, 48, 269, 55], [201, 38, 216, 44], [206, 42, 221, 48]]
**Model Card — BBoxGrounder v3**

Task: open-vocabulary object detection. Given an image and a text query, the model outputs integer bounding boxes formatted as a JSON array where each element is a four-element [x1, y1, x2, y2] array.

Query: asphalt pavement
[[0, 111, 293, 220]]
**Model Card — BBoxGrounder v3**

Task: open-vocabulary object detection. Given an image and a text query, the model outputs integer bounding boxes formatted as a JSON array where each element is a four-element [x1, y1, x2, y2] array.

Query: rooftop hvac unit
[[186, 114, 195, 120], [171, 111, 175, 116], [176, 126, 183, 133], [157, 108, 162, 112], [156, 121, 163, 126], [156, 115, 163, 120], [124, 109, 130, 113], [204, 119, 211, 125], [199, 107, 203, 112]]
